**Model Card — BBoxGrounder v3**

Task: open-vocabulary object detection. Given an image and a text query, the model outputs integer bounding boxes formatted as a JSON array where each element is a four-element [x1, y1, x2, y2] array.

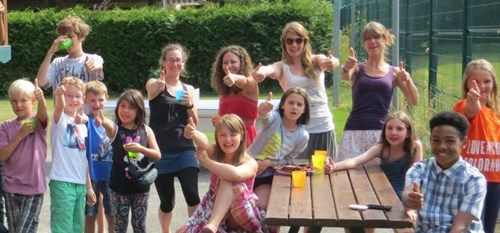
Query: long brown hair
[[211, 45, 254, 96], [115, 89, 146, 130], [280, 22, 319, 80], [213, 114, 247, 166], [379, 111, 417, 170]]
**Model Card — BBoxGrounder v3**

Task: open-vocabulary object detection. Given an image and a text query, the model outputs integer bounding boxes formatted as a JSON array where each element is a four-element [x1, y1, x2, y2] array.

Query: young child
[[325, 111, 423, 199], [36, 15, 103, 95], [177, 114, 275, 233], [83, 81, 114, 233], [49, 76, 96, 233], [453, 59, 500, 233], [248, 87, 310, 209], [403, 111, 486, 232], [0, 78, 48, 233], [96, 89, 161, 233]]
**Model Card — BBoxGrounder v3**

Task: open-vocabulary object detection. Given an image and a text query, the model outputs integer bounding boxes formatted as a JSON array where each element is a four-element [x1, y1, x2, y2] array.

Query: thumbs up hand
[[320, 50, 339, 70], [343, 47, 358, 73], [394, 61, 411, 85], [223, 66, 237, 87], [155, 68, 166, 93], [184, 117, 197, 139], [33, 78, 45, 102], [404, 181, 424, 210], [258, 92, 274, 115], [466, 80, 482, 106], [251, 63, 266, 82], [94, 109, 105, 127], [324, 156, 334, 174], [75, 106, 88, 125]]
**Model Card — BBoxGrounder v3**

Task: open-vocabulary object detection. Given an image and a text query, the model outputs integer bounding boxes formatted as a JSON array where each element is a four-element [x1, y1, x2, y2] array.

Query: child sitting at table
[[325, 111, 423, 199], [177, 114, 275, 233], [248, 87, 310, 210], [403, 111, 486, 232]]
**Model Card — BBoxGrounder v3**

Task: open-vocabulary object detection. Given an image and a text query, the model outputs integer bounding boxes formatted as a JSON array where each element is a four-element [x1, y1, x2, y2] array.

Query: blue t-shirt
[[86, 116, 113, 181]]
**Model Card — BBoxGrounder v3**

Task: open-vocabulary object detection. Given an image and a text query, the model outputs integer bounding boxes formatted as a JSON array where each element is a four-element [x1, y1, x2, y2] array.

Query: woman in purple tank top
[[337, 21, 419, 162]]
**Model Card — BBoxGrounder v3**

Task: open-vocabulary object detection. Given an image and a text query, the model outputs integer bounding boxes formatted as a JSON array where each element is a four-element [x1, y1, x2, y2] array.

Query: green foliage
[[0, 0, 334, 96]]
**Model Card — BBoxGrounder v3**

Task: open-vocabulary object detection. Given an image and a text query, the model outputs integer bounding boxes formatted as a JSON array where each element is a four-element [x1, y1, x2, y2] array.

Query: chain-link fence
[[340, 0, 500, 113]]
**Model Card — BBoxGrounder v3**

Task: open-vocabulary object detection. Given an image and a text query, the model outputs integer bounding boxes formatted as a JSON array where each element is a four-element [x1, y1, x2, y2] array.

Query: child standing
[[248, 87, 310, 209], [325, 111, 423, 199], [403, 111, 486, 232], [178, 114, 275, 233], [36, 15, 103, 94], [0, 79, 48, 233], [96, 89, 161, 233], [83, 81, 114, 233], [453, 59, 500, 233], [49, 76, 96, 233]]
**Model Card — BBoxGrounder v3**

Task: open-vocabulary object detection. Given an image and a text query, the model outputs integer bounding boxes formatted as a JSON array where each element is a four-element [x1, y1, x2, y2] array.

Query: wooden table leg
[[309, 226, 323, 233], [288, 226, 300, 233], [348, 227, 365, 233]]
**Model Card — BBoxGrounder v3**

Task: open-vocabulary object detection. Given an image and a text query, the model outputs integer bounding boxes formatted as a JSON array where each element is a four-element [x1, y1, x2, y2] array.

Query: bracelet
[[186, 104, 194, 109]]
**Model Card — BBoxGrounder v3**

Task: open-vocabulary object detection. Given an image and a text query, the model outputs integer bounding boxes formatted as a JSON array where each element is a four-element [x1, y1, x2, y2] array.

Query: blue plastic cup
[[175, 90, 185, 102]]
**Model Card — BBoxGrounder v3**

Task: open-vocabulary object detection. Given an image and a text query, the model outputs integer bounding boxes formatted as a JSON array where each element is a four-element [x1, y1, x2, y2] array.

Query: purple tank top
[[344, 64, 394, 130]]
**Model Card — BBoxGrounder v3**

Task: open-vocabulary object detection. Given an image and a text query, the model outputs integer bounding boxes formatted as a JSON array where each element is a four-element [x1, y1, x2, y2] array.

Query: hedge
[[0, 0, 334, 96]]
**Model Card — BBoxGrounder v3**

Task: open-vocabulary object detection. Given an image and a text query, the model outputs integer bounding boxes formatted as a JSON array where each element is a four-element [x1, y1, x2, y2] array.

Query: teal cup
[[59, 38, 73, 49], [175, 90, 185, 102]]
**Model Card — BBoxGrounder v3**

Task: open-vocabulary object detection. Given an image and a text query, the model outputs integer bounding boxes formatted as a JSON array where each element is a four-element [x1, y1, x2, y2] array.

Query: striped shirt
[[405, 157, 486, 233]]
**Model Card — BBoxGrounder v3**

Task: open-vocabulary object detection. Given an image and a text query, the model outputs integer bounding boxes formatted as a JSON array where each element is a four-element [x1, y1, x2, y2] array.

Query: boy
[[49, 76, 96, 233], [36, 15, 104, 94], [403, 111, 487, 232], [83, 81, 114, 233], [0, 79, 48, 233]]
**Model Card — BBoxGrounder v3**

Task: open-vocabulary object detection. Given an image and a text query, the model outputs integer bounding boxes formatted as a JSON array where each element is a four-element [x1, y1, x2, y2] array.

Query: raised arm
[[315, 51, 340, 71], [222, 66, 259, 101], [463, 80, 482, 119], [340, 48, 359, 85], [94, 109, 116, 140], [145, 69, 165, 100], [251, 62, 283, 82], [184, 117, 215, 155], [394, 61, 419, 105], [34, 78, 48, 128], [36, 36, 68, 88]]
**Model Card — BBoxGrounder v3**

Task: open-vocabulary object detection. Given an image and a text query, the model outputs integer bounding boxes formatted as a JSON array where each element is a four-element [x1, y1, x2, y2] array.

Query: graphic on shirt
[[256, 132, 281, 160], [64, 124, 86, 151], [92, 132, 113, 162]]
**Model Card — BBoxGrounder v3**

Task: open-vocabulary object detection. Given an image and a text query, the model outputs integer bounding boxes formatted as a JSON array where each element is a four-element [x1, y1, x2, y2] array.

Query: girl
[[337, 21, 419, 162], [211, 45, 259, 146], [248, 87, 310, 209], [146, 43, 200, 233], [453, 59, 500, 233], [177, 114, 275, 233], [96, 89, 161, 233], [325, 111, 423, 199], [252, 21, 340, 159]]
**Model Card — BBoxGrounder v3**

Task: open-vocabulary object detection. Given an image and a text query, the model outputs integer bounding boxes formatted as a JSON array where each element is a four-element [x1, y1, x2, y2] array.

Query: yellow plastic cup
[[311, 155, 325, 174], [292, 171, 306, 188], [314, 150, 327, 157]]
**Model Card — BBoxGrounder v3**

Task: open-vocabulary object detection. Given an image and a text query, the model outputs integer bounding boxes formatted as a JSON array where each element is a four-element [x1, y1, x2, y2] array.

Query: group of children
[[0, 13, 499, 233]]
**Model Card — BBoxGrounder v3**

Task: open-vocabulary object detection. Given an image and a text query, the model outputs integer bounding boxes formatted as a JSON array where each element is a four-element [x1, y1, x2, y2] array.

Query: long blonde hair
[[280, 22, 319, 80], [461, 59, 499, 116], [213, 114, 247, 166]]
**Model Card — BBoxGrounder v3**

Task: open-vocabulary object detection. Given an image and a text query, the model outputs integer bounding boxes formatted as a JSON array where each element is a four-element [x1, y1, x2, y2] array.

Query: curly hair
[[210, 45, 254, 96]]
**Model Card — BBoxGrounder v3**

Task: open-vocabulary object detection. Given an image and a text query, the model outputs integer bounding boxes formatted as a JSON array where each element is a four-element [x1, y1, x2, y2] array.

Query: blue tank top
[[344, 64, 394, 130], [380, 149, 408, 200]]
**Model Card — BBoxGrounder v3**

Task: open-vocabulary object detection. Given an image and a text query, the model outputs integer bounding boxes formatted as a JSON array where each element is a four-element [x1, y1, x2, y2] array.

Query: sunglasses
[[285, 37, 305, 45]]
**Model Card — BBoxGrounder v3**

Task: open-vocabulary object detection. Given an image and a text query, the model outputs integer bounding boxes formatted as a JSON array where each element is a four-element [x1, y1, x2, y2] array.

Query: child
[[403, 111, 486, 232], [453, 59, 500, 233], [49, 76, 96, 233], [248, 87, 310, 209], [177, 114, 275, 233], [0, 79, 48, 232], [96, 89, 161, 233], [36, 15, 103, 95], [210, 45, 259, 146], [252, 21, 340, 159], [83, 81, 114, 233], [325, 111, 423, 199]]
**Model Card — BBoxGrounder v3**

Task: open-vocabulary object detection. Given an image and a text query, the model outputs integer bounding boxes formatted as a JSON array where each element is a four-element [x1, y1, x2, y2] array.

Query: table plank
[[289, 173, 313, 226], [331, 170, 362, 227], [265, 174, 291, 226], [311, 173, 338, 227]]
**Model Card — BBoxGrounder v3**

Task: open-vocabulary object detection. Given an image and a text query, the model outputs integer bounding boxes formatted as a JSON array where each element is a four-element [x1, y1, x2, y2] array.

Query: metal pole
[[350, 0, 356, 48], [333, 0, 341, 106], [391, 0, 400, 110]]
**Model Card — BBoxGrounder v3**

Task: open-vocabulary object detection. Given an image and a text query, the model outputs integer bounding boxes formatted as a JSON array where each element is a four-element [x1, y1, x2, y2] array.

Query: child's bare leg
[[205, 179, 233, 229]]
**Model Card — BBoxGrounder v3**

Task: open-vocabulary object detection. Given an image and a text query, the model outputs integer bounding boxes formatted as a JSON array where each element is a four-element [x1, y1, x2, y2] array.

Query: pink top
[[0, 116, 47, 195], [209, 172, 255, 191], [219, 93, 258, 147]]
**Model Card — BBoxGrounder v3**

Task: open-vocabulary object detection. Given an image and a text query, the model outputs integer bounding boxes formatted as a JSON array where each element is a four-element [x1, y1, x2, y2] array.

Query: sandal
[[201, 224, 217, 233]]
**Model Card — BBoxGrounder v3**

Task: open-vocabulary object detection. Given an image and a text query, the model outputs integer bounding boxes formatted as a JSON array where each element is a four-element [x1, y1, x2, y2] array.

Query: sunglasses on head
[[285, 37, 305, 45]]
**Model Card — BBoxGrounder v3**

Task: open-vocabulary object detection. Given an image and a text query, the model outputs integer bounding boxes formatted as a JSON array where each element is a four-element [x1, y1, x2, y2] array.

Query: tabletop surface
[[265, 160, 414, 232]]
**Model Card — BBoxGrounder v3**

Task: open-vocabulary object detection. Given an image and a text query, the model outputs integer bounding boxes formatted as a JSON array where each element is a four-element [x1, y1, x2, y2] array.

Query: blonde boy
[[49, 76, 96, 233], [0, 79, 48, 233]]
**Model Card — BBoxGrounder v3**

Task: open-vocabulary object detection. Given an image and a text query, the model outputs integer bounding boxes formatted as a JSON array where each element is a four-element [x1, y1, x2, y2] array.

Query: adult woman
[[337, 21, 419, 162], [146, 43, 200, 233], [252, 21, 340, 159], [211, 45, 259, 146]]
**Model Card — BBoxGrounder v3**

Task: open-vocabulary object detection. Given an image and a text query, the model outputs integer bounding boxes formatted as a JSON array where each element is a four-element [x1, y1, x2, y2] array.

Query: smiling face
[[222, 51, 241, 75], [162, 49, 185, 78], [215, 124, 242, 157], [466, 69, 494, 104], [363, 35, 386, 57], [117, 99, 137, 128], [284, 32, 305, 59], [85, 92, 108, 117], [10, 92, 35, 121], [64, 84, 84, 115], [430, 125, 463, 170], [281, 93, 306, 123], [384, 118, 408, 147]]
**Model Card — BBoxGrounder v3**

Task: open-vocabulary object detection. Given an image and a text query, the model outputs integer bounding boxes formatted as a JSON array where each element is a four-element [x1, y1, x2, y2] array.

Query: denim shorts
[[85, 180, 113, 216]]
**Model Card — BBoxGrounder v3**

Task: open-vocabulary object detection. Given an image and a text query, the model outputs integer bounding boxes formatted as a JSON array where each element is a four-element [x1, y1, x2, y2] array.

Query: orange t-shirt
[[454, 99, 500, 182]]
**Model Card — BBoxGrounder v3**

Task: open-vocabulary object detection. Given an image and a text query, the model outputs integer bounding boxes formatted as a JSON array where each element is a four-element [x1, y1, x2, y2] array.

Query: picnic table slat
[[265, 174, 291, 226], [331, 170, 363, 227], [311, 173, 338, 227], [289, 173, 313, 226]]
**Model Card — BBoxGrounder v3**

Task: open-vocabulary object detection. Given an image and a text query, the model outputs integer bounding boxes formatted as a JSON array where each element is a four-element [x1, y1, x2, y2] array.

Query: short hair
[[61, 76, 85, 92], [278, 87, 310, 125], [211, 45, 254, 96], [85, 81, 108, 96], [429, 111, 469, 140], [363, 21, 395, 46], [115, 89, 146, 129], [56, 15, 91, 38], [8, 79, 34, 100]]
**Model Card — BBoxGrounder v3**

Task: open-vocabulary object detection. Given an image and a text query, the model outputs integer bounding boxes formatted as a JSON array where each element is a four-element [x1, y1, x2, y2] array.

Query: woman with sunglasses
[[252, 21, 340, 160], [337, 21, 419, 162]]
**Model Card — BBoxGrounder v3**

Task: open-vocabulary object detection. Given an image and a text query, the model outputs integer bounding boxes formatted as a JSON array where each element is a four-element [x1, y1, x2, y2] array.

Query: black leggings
[[154, 167, 200, 213]]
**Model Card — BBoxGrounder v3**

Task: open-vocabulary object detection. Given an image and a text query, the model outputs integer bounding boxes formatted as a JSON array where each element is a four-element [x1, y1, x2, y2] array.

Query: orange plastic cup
[[292, 171, 306, 188]]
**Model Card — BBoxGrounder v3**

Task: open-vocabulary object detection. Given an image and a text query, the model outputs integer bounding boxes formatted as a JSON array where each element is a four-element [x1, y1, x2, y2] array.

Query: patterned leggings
[[111, 191, 149, 233]]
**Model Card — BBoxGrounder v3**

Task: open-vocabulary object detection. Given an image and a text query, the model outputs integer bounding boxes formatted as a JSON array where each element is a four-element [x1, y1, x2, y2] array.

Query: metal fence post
[[391, 0, 400, 110], [333, 0, 341, 106]]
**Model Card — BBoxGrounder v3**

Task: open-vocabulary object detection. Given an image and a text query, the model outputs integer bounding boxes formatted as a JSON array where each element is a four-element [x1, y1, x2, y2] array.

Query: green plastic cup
[[22, 119, 36, 126], [128, 151, 139, 160], [59, 38, 73, 49]]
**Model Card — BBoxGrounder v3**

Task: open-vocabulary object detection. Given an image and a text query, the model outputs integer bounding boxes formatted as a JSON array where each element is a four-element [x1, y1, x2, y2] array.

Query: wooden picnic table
[[265, 160, 414, 233]]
